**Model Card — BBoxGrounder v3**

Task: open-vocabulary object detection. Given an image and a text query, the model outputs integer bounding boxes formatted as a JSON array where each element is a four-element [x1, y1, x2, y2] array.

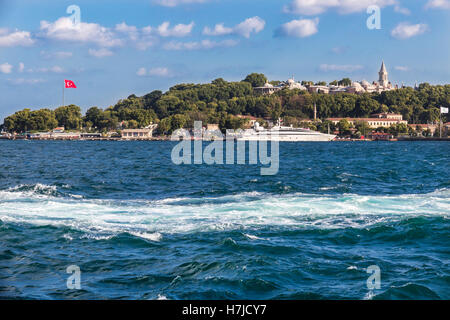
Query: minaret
[[314, 103, 317, 121], [379, 61, 388, 87]]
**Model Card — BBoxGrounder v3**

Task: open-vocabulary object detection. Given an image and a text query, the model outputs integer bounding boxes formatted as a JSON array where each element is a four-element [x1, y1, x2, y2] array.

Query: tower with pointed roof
[[379, 61, 389, 87]]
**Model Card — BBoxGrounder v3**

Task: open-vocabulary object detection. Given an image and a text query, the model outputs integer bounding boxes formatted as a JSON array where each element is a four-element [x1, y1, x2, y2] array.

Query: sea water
[[0, 140, 448, 299]]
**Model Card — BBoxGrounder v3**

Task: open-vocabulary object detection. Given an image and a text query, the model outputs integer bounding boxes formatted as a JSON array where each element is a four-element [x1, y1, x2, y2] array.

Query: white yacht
[[237, 120, 336, 142]]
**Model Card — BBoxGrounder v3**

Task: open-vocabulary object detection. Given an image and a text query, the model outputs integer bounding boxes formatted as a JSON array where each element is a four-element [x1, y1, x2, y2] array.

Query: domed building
[[254, 77, 307, 95], [356, 62, 395, 93], [255, 61, 396, 95], [285, 77, 307, 90], [347, 81, 365, 93]]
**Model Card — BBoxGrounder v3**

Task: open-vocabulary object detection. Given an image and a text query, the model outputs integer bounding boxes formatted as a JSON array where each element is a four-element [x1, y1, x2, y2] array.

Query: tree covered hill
[[2, 73, 449, 134]]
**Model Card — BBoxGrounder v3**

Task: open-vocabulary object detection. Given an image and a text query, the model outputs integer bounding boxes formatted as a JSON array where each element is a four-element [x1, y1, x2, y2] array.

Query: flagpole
[[62, 80, 65, 107]]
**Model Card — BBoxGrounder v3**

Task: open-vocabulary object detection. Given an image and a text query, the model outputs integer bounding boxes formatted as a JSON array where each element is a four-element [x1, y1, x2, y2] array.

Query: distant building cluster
[[253, 77, 307, 95], [7, 124, 159, 140], [328, 113, 408, 129], [254, 61, 397, 95]]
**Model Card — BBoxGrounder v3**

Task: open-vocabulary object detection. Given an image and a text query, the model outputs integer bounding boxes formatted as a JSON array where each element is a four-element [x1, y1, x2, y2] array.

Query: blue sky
[[0, 0, 449, 121]]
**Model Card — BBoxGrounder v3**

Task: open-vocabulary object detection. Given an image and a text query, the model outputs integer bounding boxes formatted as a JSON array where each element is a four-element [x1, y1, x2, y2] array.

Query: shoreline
[[1, 136, 449, 142]]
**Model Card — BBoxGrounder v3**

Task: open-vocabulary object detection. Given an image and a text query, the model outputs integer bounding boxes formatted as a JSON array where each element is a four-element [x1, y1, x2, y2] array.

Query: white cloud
[[425, 0, 450, 9], [29, 66, 64, 73], [89, 48, 114, 58], [7, 78, 46, 85], [394, 66, 410, 71], [122, 25, 158, 50], [319, 64, 363, 72], [203, 17, 265, 38], [49, 66, 64, 73], [136, 39, 158, 51], [391, 22, 428, 39], [0, 63, 13, 74], [136, 67, 171, 77], [276, 18, 319, 38], [331, 46, 348, 54], [284, 0, 396, 15], [156, 21, 194, 37], [0, 28, 35, 47], [203, 24, 234, 36], [142, 26, 152, 34], [18, 62, 25, 73], [115, 22, 139, 41], [394, 5, 410, 15], [149, 67, 170, 77], [163, 39, 238, 50], [41, 51, 73, 59], [40, 17, 123, 47], [115, 22, 138, 33], [39, 17, 196, 51], [153, 0, 209, 7], [234, 17, 265, 38], [137, 67, 147, 76]]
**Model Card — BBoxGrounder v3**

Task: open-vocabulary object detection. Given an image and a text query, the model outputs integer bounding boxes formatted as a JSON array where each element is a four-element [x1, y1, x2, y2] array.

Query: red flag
[[65, 80, 77, 88]]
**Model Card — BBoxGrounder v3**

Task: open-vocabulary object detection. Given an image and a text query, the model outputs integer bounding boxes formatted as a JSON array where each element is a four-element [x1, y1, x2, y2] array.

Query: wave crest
[[1, 185, 449, 238]]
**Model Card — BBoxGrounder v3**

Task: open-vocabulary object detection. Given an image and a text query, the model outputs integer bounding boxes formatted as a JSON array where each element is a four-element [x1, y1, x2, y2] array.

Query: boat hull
[[237, 134, 336, 142]]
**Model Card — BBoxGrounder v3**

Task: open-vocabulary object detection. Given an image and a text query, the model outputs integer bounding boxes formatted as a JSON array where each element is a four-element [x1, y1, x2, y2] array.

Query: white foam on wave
[[243, 233, 266, 241], [0, 185, 449, 238], [129, 232, 162, 242], [0, 183, 82, 200]]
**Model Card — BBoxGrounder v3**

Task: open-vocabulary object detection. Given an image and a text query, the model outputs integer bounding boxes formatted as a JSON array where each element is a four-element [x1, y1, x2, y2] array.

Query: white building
[[328, 113, 408, 129], [254, 77, 307, 95], [121, 124, 157, 140], [356, 61, 395, 93], [261, 61, 397, 96]]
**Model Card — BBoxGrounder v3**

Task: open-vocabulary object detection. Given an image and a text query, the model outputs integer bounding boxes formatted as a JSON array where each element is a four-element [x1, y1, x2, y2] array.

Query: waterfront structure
[[51, 132, 81, 139], [408, 124, 438, 136], [53, 127, 65, 133], [121, 128, 154, 139], [80, 133, 102, 139], [328, 113, 408, 128], [368, 132, 394, 141], [206, 124, 220, 131]]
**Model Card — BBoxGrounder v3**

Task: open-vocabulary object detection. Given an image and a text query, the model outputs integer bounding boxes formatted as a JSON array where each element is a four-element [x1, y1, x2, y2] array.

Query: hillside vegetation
[[2, 73, 449, 134]]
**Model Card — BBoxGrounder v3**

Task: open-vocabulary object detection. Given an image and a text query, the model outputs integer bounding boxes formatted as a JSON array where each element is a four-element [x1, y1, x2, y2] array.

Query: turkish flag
[[65, 80, 77, 88]]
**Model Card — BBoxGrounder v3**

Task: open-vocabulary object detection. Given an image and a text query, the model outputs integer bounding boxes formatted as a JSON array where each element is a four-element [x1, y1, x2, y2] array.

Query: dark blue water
[[0, 141, 449, 300]]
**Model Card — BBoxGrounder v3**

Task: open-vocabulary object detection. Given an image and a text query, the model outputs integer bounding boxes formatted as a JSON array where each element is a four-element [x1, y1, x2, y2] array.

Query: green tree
[[338, 78, 352, 87], [212, 78, 227, 86], [338, 119, 351, 135], [243, 73, 267, 87], [158, 117, 172, 134], [354, 120, 370, 137], [55, 105, 82, 130], [171, 114, 187, 130], [30, 109, 57, 131], [127, 120, 139, 129]]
